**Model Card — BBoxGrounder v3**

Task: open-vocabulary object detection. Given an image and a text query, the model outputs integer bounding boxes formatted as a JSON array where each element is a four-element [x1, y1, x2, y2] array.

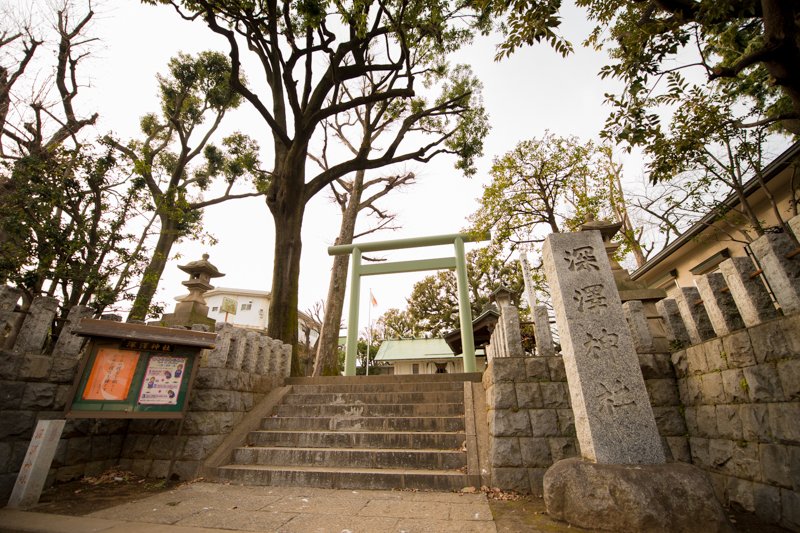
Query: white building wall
[[205, 293, 269, 330]]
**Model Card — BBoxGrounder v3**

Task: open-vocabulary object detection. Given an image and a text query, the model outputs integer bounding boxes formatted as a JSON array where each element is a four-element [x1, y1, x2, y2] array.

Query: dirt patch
[[32, 469, 178, 516]]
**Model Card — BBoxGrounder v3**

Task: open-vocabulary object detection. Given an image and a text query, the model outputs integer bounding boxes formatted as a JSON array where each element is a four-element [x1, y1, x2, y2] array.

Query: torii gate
[[328, 232, 490, 376]]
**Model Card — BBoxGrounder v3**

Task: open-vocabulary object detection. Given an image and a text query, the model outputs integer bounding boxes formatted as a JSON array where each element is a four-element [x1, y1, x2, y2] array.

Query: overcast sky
[[19, 1, 645, 330]]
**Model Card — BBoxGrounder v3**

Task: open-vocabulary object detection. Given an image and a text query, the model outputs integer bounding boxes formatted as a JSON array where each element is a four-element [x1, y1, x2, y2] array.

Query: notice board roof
[[73, 319, 217, 349]]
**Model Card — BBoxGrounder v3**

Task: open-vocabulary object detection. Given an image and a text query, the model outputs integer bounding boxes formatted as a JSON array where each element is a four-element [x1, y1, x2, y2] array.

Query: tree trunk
[[266, 188, 305, 376], [128, 217, 178, 321]]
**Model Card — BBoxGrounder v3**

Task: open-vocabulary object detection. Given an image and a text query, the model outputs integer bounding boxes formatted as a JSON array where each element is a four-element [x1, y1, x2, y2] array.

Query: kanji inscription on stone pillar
[[543, 230, 665, 464]]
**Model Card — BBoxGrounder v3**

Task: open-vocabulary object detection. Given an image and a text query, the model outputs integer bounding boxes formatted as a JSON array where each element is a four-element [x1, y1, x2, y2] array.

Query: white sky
[[20, 1, 647, 330]]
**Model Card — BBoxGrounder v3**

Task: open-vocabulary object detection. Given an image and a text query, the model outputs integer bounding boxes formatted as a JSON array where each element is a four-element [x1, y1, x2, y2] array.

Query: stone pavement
[[0, 483, 498, 533]]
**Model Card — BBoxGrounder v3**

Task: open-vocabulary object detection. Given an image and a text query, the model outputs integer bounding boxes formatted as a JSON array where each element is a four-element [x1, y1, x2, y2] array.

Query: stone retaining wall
[[672, 313, 800, 529], [0, 291, 291, 504]]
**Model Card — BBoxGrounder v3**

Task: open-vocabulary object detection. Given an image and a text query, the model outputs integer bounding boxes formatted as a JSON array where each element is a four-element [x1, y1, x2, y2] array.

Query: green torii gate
[[328, 232, 490, 376]]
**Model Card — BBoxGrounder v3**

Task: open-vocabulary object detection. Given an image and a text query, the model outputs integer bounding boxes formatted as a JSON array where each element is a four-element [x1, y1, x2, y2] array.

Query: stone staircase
[[212, 373, 483, 490]]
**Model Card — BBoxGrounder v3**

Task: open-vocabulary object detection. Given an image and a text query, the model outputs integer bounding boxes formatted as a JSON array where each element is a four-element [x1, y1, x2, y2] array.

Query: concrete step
[[285, 373, 482, 386], [283, 390, 464, 405], [288, 381, 466, 394], [248, 430, 466, 450], [214, 464, 476, 491], [275, 402, 466, 418], [232, 446, 466, 470], [261, 415, 465, 432]]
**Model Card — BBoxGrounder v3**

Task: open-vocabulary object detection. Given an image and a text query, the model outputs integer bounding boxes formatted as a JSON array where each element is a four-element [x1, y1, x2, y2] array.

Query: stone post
[[718, 257, 778, 327], [655, 298, 691, 347], [533, 306, 555, 357], [671, 287, 715, 345], [281, 344, 293, 378], [749, 232, 800, 315], [255, 336, 271, 375], [492, 287, 524, 357], [622, 300, 654, 353], [12, 297, 59, 355], [51, 306, 93, 358], [0, 285, 23, 349], [226, 328, 247, 369], [242, 331, 260, 373], [205, 323, 234, 368], [694, 272, 745, 336], [542, 230, 664, 464]]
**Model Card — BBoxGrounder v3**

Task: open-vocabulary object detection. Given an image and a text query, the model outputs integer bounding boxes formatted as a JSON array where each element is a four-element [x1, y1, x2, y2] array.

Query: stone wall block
[[556, 409, 575, 437], [709, 438, 734, 472], [546, 357, 566, 382], [715, 405, 742, 440], [652, 406, 687, 436], [673, 286, 716, 344], [49, 357, 79, 384], [689, 437, 710, 468], [0, 381, 24, 409], [749, 232, 800, 315], [760, 443, 792, 487], [19, 355, 53, 380], [12, 296, 59, 354], [622, 300, 654, 352], [515, 382, 543, 409], [752, 483, 782, 525], [782, 489, 800, 531], [696, 405, 718, 438], [721, 368, 748, 403], [671, 350, 688, 378], [539, 382, 570, 408], [701, 372, 726, 405], [547, 437, 579, 462], [489, 409, 531, 437], [519, 437, 552, 467], [490, 436, 523, 467], [719, 257, 778, 327], [528, 409, 558, 437], [727, 477, 756, 512], [740, 404, 771, 442], [683, 375, 703, 406], [683, 406, 698, 435], [768, 403, 800, 443], [749, 320, 794, 364], [666, 436, 692, 463], [20, 383, 58, 409], [488, 383, 518, 410], [777, 359, 800, 400], [656, 298, 691, 347], [645, 378, 680, 406], [695, 272, 745, 336], [524, 357, 548, 380], [492, 357, 526, 382], [743, 363, 785, 402], [492, 467, 530, 493], [703, 338, 728, 372], [723, 330, 757, 368], [789, 446, 800, 491], [686, 345, 708, 375]]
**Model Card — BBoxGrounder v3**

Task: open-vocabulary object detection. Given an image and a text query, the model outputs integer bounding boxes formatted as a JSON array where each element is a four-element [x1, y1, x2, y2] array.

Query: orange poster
[[82, 348, 140, 401]]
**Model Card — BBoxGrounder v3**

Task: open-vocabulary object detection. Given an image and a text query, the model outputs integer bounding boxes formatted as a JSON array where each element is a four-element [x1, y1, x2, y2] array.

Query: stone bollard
[[205, 323, 234, 368], [255, 336, 271, 375], [718, 257, 778, 327], [694, 272, 745, 336], [226, 328, 247, 370], [533, 305, 556, 357], [622, 300, 654, 353], [671, 287, 715, 345], [51, 305, 93, 358], [13, 297, 59, 354], [242, 331, 260, 373], [655, 298, 691, 347], [749, 232, 800, 315]]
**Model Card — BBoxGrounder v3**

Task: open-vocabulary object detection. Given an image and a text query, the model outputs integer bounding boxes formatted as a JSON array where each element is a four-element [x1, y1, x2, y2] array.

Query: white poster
[[137, 356, 187, 405]]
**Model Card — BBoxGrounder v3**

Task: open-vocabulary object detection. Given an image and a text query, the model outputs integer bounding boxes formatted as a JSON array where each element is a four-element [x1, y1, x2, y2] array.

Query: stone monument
[[541, 230, 730, 532], [160, 254, 224, 327]]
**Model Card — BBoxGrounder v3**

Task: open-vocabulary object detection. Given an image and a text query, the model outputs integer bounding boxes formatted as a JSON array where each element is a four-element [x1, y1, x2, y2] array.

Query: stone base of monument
[[543, 458, 733, 533]]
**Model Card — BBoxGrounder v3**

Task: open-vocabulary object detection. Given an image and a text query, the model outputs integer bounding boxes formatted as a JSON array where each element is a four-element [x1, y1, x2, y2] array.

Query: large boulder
[[544, 458, 732, 532]]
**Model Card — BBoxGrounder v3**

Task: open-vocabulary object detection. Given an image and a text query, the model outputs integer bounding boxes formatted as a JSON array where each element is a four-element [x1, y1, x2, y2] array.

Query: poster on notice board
[[82, 348, 140, 401], [137, 355, 187, 405]]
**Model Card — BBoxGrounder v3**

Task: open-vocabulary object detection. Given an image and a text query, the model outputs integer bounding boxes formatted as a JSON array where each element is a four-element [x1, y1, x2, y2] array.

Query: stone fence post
[[12, 297, 59, 355], [749, 232, 800, 315]]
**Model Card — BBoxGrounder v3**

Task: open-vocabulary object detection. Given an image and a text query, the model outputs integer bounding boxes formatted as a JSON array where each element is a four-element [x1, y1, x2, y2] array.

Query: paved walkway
[[0, 483, 498, 533]]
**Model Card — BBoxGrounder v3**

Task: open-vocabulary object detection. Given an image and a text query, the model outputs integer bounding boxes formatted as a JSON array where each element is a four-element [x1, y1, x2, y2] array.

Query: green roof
[[375, 338, 484, 362]]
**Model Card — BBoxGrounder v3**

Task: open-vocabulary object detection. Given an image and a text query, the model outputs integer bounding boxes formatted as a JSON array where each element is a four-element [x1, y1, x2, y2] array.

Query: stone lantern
[[161, 254, 225, 328]]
